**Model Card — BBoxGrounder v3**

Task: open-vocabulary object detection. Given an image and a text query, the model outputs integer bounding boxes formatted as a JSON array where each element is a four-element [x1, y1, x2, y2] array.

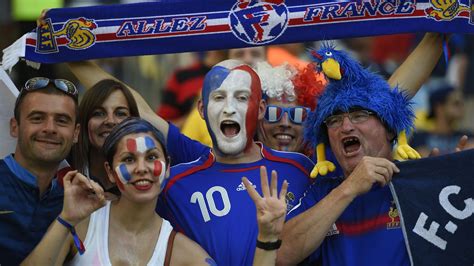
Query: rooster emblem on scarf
[[425, 0, 470, 21], [53, 17, 97, 50]]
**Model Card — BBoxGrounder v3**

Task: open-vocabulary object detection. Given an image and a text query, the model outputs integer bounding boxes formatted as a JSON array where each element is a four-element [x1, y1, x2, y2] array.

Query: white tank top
[[66, 201, 174, 266]]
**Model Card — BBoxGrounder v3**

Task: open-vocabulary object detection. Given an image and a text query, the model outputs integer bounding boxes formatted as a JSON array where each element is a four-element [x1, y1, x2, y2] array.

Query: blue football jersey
[[288, 176, 409, 266], [157, 144, 313, 265]]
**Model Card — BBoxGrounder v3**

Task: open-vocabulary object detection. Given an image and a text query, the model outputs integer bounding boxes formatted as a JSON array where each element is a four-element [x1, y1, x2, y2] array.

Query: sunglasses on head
[[23, 77, 78, 99], [264, 105, 310, 124]]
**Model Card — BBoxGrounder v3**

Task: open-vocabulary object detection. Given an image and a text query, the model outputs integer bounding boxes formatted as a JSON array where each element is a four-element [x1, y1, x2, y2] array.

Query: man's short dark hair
[[14, 85, 79, 123]]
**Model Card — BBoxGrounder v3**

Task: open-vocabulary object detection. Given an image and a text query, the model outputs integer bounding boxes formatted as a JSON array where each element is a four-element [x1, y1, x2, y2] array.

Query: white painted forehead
[[215, 70, 251, 92], [215, 59, 246, 69]]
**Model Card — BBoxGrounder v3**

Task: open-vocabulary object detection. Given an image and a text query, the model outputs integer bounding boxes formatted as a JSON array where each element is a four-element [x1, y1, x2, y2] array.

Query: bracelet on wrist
[[256, 239, 282, 251], [57, 216, 85, 255]]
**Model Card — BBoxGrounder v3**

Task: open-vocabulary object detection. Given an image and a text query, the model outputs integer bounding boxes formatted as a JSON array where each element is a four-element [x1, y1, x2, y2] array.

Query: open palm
[[243, 166, 288, 241]]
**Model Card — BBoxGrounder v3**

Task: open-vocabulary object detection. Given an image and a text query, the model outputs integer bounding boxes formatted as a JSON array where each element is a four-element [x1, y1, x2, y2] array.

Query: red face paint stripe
[[154, 160, 162, 177], [113, 172, 125, 191], [233, 65, 262, 152], [126, 138, 137, 153]]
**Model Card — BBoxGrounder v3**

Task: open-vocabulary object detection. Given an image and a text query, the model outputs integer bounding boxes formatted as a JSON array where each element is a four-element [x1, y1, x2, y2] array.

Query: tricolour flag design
[[126, 136, 156, 153]]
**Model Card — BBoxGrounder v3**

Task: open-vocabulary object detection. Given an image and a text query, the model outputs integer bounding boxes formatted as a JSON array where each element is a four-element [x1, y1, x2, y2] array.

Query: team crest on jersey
[[36, 17, 97, 54], [285, 191, 295, 211], [424, 0, 472, 23], [229, 0, 289, 45], [387, 201, 401, 229]]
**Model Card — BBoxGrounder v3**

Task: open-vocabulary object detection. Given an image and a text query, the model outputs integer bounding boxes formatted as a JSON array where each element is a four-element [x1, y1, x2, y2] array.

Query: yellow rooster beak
[[322, 58, 342, 80]]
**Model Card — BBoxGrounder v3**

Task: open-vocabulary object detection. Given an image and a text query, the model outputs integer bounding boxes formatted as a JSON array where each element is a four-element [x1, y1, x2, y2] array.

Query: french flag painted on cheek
[[126, 136, 156, 153], [115, 163, 132, 184]]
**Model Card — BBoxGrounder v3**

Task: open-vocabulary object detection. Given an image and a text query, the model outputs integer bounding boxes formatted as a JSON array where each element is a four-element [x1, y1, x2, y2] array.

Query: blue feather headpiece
[[305, 43, 415, 147]]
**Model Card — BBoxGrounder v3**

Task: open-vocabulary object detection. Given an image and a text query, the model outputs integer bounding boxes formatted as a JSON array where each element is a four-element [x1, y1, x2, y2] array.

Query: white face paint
[[207, 70, 251, 155]]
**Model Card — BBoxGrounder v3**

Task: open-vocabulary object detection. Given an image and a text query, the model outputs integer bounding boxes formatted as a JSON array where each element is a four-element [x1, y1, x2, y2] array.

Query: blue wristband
[[57, 216, 85, 255]]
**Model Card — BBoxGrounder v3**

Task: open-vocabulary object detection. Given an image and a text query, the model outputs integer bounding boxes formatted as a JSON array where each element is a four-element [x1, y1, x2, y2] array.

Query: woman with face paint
[[22, 118, 214, 266]]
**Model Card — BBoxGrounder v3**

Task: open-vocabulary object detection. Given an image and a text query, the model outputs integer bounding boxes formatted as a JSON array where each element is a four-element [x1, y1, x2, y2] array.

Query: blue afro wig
[[304, 45, 415, 148]]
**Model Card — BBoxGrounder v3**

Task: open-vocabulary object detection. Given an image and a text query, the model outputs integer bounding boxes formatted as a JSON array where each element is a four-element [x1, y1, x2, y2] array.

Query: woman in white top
[[22, 118, 213, 265]]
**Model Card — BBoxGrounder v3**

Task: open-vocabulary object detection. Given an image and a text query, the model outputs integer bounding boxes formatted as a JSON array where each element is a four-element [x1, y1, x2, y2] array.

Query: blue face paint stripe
[[202, 66, 231, 109], [144, 136, 156, 150], [202, 66, 231, 152]]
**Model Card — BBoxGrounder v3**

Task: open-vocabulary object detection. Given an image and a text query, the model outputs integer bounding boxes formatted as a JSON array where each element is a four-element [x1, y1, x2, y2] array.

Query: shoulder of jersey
[[261, 145, 315, 173]]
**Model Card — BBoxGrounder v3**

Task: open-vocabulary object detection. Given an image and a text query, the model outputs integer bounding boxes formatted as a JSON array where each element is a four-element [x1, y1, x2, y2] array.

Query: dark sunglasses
[[23, 77, 78, 99], [264, 105, 310, 124]]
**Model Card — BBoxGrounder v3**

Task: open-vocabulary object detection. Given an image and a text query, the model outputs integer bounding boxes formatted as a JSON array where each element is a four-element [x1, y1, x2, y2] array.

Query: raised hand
[[60, 170, 106, 225], [243, 166, 288, 242]]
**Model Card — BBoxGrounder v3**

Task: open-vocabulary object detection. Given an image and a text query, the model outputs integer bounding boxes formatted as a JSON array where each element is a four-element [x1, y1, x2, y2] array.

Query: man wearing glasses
[[276, 46, 415, 265], [0, 77, 80, 265]]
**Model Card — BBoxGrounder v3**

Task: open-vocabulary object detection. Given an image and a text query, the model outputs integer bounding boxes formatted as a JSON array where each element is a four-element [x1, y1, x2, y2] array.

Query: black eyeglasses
[[23, 77, 78, 99], [324, 110, 375, 128], [264, 105, 310, 124]]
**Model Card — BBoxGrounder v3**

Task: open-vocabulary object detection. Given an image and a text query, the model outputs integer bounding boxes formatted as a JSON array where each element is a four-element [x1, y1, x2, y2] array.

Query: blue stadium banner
[[390, 149, 474, 266], [2, 0, 474, 70]]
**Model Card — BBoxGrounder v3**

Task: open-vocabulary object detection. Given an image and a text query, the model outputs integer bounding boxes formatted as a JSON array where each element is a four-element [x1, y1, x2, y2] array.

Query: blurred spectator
[[228, 46, 266, 67], [411, 81, 474, 156], [267, 43, 309, 70], [156, 50, 227, 128]]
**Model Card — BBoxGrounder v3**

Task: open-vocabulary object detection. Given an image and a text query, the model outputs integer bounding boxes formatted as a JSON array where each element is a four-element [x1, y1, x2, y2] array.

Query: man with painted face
[[156, 60, 313, 265]]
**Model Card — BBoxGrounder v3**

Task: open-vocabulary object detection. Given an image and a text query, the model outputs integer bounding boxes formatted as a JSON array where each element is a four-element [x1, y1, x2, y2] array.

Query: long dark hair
[[73, 79, 140, 174]]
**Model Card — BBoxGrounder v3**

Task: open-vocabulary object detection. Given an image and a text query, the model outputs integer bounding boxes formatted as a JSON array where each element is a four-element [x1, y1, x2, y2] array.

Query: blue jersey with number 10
[[157, 143, 313, 266]]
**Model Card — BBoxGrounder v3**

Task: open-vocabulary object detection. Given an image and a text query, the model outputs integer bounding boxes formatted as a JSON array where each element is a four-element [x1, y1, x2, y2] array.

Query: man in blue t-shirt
[[0, 78, 79, 266], [156, 60, 313, 265], [277, 46, 418, 265]]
